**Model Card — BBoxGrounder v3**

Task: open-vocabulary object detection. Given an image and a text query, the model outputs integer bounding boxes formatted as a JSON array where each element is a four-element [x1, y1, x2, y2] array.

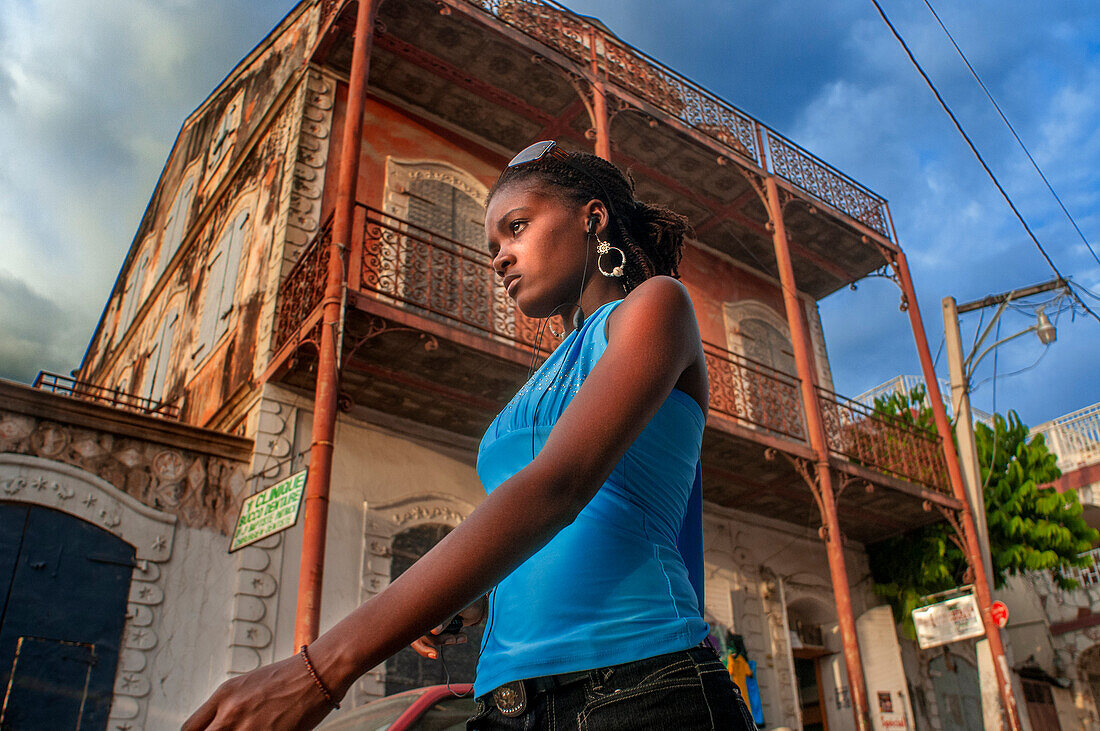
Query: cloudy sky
[[1, 0, 1097, 429]]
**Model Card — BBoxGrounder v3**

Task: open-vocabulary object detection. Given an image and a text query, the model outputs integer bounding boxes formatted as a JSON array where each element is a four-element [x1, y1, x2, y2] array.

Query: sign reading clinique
[[229, 470, 307, 553]]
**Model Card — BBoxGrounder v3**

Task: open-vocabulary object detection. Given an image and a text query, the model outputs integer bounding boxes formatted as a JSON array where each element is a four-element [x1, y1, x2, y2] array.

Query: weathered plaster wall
[[79, 5, 319, 435]]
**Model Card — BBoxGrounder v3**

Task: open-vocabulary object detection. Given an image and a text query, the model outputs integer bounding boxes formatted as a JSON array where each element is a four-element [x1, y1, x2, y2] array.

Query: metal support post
[[892, 252, 1022, 730], [294, 0, 381, 648], [764, 176, 871, 731], [588, 30, 611, 160]]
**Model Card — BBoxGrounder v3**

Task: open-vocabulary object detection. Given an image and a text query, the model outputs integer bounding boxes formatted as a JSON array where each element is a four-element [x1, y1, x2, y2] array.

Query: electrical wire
[[921, 0, 1100, 268], [867, 0, 1100, 325]]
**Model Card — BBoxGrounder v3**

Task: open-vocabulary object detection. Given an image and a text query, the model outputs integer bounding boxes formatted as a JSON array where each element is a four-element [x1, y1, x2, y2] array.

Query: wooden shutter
[[214, 211, 250, 342], [147, 307, 179, 404], [195, 241, 227, 360], [155, 176, 195, 279]]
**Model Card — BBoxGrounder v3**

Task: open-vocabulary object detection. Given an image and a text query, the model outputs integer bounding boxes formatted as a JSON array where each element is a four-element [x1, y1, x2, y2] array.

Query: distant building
[[0, 1, 993, 729]]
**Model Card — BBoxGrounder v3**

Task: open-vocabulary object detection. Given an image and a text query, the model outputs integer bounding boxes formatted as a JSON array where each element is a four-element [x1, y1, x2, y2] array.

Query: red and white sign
[[991, 600, 1009, 628]]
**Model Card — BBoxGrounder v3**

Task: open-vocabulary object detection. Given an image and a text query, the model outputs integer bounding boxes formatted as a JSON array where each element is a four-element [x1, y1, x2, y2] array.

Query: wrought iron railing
[[817, 386, 949, 493], [359, 206, 546, 350], [457, 0, 891, 239], [33, 371, 180, 419], [761, 129, 889, 237], [274, 219, 332, 351], [705, 343, 804, 440]]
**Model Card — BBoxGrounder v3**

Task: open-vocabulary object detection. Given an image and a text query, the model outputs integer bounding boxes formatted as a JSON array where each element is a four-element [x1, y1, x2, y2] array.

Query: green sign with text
[[229, 470, 307, 552]]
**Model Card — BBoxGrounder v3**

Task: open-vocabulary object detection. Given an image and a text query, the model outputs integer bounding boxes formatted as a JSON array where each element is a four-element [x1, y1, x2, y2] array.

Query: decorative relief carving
[[0, 411, 248, 533], [282, 71, 334, 270]]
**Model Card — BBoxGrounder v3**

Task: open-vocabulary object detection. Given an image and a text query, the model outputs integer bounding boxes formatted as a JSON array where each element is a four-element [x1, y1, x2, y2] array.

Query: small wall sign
[[229, 470, 307, 552]]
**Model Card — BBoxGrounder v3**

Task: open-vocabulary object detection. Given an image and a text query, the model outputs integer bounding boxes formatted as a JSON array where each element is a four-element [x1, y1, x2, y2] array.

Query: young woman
[[184, 142, 757, 730]]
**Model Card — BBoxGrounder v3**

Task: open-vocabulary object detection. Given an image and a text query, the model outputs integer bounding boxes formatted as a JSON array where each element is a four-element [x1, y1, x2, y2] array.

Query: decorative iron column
[[763, 175, 871, 731], [588, 29, 611, 160], [891, 250, 1022, 731], [294, 0, 382, 648]]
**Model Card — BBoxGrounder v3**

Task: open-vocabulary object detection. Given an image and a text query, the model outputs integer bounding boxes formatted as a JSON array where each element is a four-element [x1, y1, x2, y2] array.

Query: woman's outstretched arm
[[183, 277, 704, 730]]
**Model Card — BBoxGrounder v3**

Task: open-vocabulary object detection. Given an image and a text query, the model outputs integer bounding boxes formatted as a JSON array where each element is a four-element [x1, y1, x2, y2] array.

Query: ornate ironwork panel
[[764, 130, 890, 237], [462, 0, 893, 237], [467, 0, 759, 164], [817, 387, 949, 492], [359, 206, 544, 349], [274, 220, 331, 351], [704, 344, 805, 441]]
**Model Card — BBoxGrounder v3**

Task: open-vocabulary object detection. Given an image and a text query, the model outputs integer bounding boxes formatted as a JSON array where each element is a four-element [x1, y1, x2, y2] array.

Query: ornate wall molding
[[0, 454, 176, 731], [281, 70, 335, 272], [227, 392, 299, 675]]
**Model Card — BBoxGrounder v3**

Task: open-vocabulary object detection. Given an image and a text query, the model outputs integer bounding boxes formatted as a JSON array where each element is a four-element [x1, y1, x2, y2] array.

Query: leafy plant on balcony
[[866, 387, 1098, 636]]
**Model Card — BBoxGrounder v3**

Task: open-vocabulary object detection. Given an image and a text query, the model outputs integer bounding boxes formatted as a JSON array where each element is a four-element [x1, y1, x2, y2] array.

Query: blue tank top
[[473, 298, 709, 696]]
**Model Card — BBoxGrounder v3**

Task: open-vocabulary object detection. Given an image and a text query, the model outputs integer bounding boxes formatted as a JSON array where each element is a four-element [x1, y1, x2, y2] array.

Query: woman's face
[[485, 179, 595, 319]]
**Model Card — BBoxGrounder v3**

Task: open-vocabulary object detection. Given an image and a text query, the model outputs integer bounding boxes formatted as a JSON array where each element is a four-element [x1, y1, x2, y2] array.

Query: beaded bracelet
[[299, 645, 340, 710]]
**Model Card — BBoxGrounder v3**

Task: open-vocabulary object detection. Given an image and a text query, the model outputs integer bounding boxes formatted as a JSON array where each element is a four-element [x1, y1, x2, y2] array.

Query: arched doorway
[[0, 503, 134, 728], [383, 523, 483, 695]]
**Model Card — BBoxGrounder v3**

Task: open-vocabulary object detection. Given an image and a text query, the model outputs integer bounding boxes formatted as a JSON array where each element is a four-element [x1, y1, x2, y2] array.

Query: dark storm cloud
[[0, 270, 83, 384]]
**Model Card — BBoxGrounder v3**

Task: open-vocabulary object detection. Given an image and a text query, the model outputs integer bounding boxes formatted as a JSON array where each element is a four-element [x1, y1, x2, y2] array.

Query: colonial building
[[2, 1, 997, 729]]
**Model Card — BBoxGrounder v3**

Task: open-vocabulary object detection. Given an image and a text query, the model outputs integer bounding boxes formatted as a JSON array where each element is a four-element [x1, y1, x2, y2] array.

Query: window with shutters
[[155, 174, 197, 280], [721, 300, 799, 429], [193, 208, 251, 363], [740, 317, 797, 376], [142, 306, 179, 408]]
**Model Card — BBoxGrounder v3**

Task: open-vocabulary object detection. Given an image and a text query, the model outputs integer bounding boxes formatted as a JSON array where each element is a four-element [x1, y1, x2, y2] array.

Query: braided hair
[[488, 150, 692, 293]]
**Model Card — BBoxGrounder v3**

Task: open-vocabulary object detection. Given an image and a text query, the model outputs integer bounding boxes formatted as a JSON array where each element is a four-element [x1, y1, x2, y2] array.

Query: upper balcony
[[267, 207, 961, 543], [311, 0, 898, 301]]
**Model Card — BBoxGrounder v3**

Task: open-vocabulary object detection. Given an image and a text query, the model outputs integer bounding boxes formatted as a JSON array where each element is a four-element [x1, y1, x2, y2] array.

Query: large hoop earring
[[596, 236, 626, 278]]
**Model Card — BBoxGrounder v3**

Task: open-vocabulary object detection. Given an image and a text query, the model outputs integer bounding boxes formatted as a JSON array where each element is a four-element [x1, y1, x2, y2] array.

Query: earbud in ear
[[587, 215, 599, 235]]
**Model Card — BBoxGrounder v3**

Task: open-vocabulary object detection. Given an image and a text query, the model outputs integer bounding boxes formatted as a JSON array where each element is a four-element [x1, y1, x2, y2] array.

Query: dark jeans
[[467, 645, 758, 730]]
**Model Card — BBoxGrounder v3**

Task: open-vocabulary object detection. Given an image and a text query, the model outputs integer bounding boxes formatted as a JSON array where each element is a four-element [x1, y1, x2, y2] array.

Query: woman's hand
[[181, 652, 337, 731], [410, 594, 488, 659]]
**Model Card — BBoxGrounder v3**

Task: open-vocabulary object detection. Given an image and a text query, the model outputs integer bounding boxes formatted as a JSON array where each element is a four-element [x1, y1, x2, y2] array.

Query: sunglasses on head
[[505, 140, 619, 219]]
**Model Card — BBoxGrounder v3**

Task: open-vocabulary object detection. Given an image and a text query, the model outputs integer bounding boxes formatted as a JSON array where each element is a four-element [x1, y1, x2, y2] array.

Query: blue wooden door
[[0, 502, 134, 729]]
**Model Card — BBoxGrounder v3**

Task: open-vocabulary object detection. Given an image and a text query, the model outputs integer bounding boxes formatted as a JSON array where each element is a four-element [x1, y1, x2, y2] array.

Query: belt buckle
[[492, 680, 527, 717]]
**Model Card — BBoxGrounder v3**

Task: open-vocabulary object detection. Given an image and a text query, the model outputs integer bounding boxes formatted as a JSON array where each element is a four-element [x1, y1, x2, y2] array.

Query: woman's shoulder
[[607, 276, 697, 337]]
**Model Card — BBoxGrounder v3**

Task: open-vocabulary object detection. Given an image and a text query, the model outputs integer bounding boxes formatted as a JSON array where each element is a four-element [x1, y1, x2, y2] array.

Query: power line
[[867, 0, 1100, 325], [921, 0, 1100, 269]]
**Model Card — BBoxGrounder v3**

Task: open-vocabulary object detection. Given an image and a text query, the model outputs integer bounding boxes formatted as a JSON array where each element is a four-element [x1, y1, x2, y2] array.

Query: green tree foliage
[[866, 386, 1097, 635]]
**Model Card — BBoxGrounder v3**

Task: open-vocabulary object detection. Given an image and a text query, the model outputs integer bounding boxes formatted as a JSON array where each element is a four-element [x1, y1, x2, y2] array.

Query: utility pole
[[943, 295, 994, 583], [941, 277, 1064, 731]]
